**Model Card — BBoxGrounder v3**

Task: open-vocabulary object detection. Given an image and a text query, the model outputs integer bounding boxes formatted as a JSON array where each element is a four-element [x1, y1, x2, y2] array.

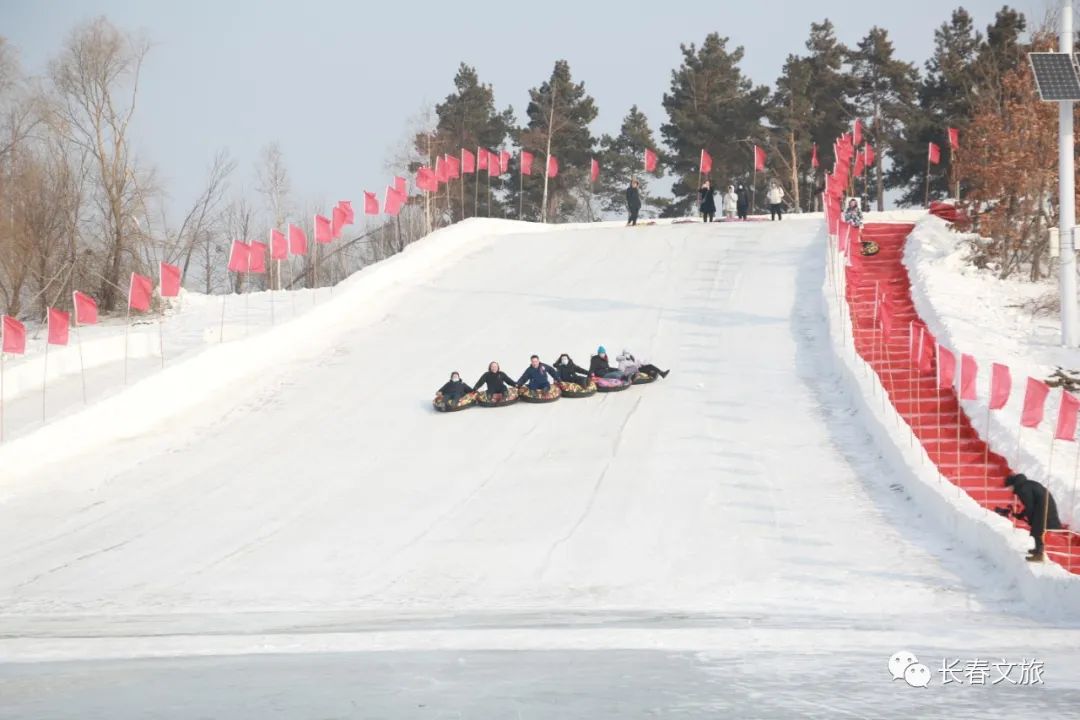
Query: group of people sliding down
[[433, 347, 669, 412]]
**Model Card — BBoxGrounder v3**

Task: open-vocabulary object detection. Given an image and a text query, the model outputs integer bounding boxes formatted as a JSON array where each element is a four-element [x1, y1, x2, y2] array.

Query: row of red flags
[[0, 263, 184, 355]]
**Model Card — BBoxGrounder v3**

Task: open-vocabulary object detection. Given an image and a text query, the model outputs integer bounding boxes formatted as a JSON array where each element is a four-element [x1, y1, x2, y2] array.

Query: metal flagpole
[[123, 302, 131, 385], [1059, 0, 1079, 347], [42, 338, 48, 422], [1, 352, 4, 442]]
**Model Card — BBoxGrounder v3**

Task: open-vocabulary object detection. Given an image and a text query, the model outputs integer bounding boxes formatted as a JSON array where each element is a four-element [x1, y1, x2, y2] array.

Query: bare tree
[[223, 196, 255, 293], [177, 148, 235, 282], [48, 17, 151, 311]]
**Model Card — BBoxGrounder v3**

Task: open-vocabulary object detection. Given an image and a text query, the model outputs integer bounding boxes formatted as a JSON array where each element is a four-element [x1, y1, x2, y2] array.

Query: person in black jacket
[[1003, 473, 1063, 561], [517, 355, 561, 391], [626, 179, 642, 227], [735, 183, 750, 220], [589, 346, 623, 379], [553, 353, 590, 386], [473, 362, 516, 397], [438, 372, 474, 401], [699, 180, 717, 223]]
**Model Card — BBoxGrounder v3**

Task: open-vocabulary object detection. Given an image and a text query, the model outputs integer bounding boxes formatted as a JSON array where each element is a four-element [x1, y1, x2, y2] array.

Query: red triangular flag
[[853, 118, 863, 147], [1056, 391, 1080, 441], [918, 328, 935, 375], [700, 149, 712, 174], [288, 224, 308, 256], [2, 315, 26, 354], [227, 241, 250, 272], [753, 145, 766, 171], [811, 144, 819, 169], [947, 127, 960, 151], [547, 155, 559, 178], [461, 148, 476, 174], [73, 291, 98, 325], [47, 307, 70, 346], [936, 344, 956, 389], [959, 353, 977, 400], [590, 158, 599, 183], [248, 241, 267, 274], [128, 272, 153, 312], [270, 229, 288, 260], [990, 363, 1011, 410], [159, 262, 181, 298], [644, 148, 658, 173], [314, 214, 333, 244], [1021, 378, 1050, 428]]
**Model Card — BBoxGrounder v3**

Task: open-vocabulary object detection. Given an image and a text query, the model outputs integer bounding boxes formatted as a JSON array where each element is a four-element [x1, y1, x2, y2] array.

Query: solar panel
[[1030, 52, 1080, 101]]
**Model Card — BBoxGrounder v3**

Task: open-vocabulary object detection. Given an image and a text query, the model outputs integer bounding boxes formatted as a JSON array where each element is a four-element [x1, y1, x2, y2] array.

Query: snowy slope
[[2, 217, 1080, 717]]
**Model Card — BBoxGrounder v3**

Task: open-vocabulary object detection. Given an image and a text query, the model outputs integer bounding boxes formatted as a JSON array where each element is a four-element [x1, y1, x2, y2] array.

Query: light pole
[[1059, 0, 1079, 347]]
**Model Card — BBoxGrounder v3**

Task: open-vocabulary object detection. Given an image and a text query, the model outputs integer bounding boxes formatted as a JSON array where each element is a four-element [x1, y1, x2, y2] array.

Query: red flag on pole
[[248, 241, 267, 274], [917, 328, 934, 374], [227, 241, 250, 272], [644, 148, 658, 173], [1, 315, 26, 354], [394, 176, 407, 197], [853, 154, 866, 177], [461, 148, 476, 174], [364, 191, 379, 215], [73, 291, 98, 325], [990, 363, 1011, 410], [487, 149, 501, 176], [499, 150, 511, 175], [811, 144, 819, 169], [270, 229, 288, 260], [936, 345, 956, 389], [288, 224, 308, 256], [435, 156, 448, 184], [590, 158, 599, 183], [384, 186, 402, 216], [864, 144, 875, 167], [416, 167, 437, 192], [314, 214, 333, 244], [331, 207, 346, 238], [446, 154, 461, 179], [753, 145, 766, 171], [947, 127, 960, 151], [959, 353, 977, 400], [853, 118, 863, 147], [338, 201, 355, 224], [477, 147, 488, 171], [1021, 378, 1050, 428], [547, 155, 559, 178], [700, 149, 713, 174], [1056, 391, 1080, 440], [47, 307, 70, 346], [928, 142, 941, 165], [159, 262, 181, 298], [520, 151, 534, 176], [128, 272, 153, 312]]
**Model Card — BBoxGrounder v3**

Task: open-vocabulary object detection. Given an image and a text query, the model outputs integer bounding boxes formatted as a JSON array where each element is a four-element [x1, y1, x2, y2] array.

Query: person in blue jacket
[[517, 354, 561, 391]]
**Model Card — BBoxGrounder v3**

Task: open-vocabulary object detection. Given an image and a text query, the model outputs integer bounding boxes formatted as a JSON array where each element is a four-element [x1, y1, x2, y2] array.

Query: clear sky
[[1, 0, 1053, 219]]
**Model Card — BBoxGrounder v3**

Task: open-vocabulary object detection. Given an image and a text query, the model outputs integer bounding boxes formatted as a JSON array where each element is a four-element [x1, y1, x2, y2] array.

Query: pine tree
[[887, 9, 982, 205], [660, 33, 769, 216], [768, 55, 814, 212], [850, 27, 919, 210], [417, 64, 514, 222], [510, 60, 598, 222], [803, 20, 858, 196], [597, 106, 666, 217]]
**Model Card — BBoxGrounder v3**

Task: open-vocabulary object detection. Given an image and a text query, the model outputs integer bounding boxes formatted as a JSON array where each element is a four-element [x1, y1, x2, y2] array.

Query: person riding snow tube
[[616, 349, 669, 384], [473, 362, 519, 406], [433, 371, 478, 411], [589, 346, 623, 380], [553, 353, 596, 397], [516, 355, 562, 402]]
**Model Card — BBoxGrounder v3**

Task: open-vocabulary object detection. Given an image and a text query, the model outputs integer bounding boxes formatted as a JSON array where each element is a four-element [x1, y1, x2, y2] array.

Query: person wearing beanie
[[589, 346, 622, 379], [1002, 473, 1062, 561]]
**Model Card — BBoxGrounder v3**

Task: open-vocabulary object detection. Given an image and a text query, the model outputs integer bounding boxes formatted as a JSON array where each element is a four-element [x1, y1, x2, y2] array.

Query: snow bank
[[0, 219, 550, 479], [905, 215, 1080, 528], [819, 222, 1080, 620]]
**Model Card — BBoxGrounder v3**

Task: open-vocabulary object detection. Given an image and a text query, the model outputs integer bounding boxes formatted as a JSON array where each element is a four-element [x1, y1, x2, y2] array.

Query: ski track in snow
[[1, 217, 1080, 716]]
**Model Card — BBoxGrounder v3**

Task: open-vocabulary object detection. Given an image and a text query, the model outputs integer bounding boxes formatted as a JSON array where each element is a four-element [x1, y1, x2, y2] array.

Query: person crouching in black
[[473, 361, 517, 398], [626, 179, 642, 227], [1000, 473, 1063, 562]]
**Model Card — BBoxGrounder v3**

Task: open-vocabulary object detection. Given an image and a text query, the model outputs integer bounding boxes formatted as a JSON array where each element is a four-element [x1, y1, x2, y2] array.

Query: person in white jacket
[[766, 181, 785, 221], [616, 349, 669, 380], [722, 185, 738, 220]]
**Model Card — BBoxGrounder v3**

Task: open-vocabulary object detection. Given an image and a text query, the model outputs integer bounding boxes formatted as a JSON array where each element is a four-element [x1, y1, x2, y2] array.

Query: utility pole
[[540, 80, 557, 223], [1059, 0, 1078, 347]]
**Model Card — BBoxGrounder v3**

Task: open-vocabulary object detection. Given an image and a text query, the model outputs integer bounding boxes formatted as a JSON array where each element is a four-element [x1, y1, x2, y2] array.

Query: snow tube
[[595, 376, 631, 393], [518, 385, 562, 403], [432, 392, 478, 412], [560, 380, 597, 398], [477, 388, 519, 407], [631, 372, 657, 385]]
